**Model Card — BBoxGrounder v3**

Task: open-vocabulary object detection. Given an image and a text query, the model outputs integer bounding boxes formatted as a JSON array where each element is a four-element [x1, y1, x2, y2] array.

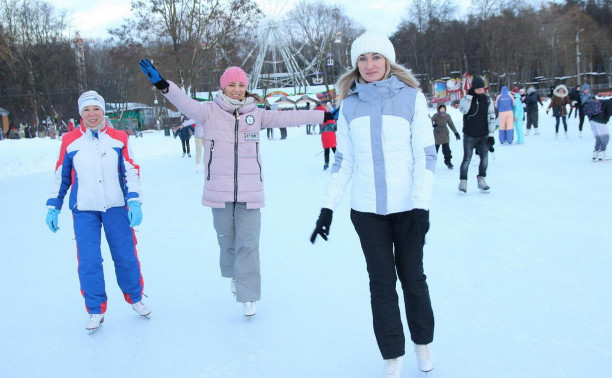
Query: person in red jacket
[[316, 102, 337, 170]]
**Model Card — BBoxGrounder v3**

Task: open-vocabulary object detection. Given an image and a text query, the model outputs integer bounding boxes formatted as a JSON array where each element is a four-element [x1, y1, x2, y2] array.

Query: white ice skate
[[383, 356, 403, 377], [415, 344, 434, 372], [477, 175, 490, 192], [525, 128, 531, 136], [458, 179, 467, 194], [131, 301, 151, 317], [86, 314, 104, 332], [593, 150, 599, 161], [599, 151, 607, 161], [534, 128, 540, 135], [243, 301, 256, 317], [231, 279, 236, 296]]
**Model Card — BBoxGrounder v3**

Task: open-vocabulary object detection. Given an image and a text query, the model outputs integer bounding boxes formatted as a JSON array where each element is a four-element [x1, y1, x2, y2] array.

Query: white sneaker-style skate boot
[[534, 128, 540, 135], [525, 128, 531, 136], [477, 175, 490, 192], [599, 151, 606, 161], [86, 314, 104, 331], [415, 344, 434, 372], [230, 279, 236, 296], [458, 179, 467, 194], [383, 356, 403, 377], [131, 301, 151, 316], [593, 151, 599, 160], [243, 301, 256, 317]]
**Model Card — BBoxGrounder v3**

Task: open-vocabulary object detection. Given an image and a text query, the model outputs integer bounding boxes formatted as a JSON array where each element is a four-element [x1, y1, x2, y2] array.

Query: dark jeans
[[351, 209, 434, 359], [554, 116, 567, 133], [578, 106, 585, 131], [460, 134, 488, 180], [435, 143, 452, 165], [526, 109, 539, 129], [181, 139, 190, 153], [324, 147, 336, 164]]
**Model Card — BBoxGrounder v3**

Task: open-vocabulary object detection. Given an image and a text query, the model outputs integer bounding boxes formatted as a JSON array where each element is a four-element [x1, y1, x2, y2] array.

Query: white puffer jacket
[[323, 76, 436, 215]]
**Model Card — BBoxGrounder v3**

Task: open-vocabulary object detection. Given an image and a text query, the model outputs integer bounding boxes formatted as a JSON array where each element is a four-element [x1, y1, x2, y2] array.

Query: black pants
[[351, 209, 434, 359], [267, 128, 274, 139], [460, 134, 488, 180], [554, 116, 567, 133], [324, 147, 336, 164], [181, 139, 190, 153], [526, 109, 538, 129], [578, 106, 585, 131], [435, 143, 452, 165], [280, 128, 287, 140]]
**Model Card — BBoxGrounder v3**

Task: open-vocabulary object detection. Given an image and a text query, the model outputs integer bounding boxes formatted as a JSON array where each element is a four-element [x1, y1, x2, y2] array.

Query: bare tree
[[112, 0, 262, 94]]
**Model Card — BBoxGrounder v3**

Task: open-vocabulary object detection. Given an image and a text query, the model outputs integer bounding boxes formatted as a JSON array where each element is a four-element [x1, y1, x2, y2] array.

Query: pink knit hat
[[220, 67, 248, 89]]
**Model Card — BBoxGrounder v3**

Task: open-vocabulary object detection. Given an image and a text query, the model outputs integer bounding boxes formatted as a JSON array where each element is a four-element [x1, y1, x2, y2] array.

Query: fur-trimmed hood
[[553, 85, 569, 98]]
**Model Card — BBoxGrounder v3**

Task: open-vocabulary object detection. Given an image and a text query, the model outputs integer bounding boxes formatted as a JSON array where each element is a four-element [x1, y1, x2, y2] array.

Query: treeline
[[391, 0, 612, 91], [0, 0, 610, 125]]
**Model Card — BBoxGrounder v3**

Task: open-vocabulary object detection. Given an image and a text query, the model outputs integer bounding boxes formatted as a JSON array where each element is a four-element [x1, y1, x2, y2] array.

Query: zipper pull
[[211, 140, 215, 151], [234, 109, 239, 120]]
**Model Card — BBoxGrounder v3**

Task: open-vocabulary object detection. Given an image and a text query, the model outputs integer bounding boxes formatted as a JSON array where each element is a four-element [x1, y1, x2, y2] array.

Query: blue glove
[[128, 201, 142, 228], [46, 209, 60, 233], [138, 59, 169, 91]]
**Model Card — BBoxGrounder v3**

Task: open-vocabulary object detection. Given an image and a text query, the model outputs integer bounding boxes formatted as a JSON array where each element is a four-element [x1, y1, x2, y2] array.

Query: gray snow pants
[[212, 202, 261, 302], [590, 120, 609, 152]]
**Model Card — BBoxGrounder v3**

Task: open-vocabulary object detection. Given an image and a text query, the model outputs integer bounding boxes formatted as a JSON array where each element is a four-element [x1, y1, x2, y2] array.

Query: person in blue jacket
[[175, 116, 195, 157], [45, 91, 151, 331], [310, 31, 436, 376], [513, 90, 525, 144]]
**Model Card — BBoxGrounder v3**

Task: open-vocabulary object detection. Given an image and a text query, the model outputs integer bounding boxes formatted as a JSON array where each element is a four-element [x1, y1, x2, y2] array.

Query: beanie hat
[[78, 91, 105, 116], [350, 31, 396, 68], [471, 76, 485, 90], [220, 66, 248, 90], [582, 83, 590, 91]]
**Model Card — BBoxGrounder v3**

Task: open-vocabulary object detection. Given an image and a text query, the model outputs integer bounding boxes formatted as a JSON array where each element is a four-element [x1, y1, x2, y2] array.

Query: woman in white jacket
[[311, 31, 437, 376]]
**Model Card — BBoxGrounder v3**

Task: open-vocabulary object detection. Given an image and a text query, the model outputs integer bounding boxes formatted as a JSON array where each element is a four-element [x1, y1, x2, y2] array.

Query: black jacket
[[463, 93, 491, 137], [174, 125, 194, 140], [590, 99, 612, 124], [525, 92, 542, 112]]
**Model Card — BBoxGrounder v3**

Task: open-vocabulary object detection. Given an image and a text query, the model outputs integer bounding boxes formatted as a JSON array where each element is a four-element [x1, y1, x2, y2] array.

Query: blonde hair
[[335, 59, 420, 102]]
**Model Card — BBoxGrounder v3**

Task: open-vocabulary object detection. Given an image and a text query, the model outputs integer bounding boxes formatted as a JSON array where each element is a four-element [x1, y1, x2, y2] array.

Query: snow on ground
[[1, 103, 611, 378]]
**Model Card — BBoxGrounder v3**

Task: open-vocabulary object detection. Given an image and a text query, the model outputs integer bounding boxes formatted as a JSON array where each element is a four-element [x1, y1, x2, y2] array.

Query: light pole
[[576, 29, 584, 86]]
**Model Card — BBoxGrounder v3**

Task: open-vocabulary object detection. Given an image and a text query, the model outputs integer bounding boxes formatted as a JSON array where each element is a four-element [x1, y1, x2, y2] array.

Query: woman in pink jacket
[[140, 60, 328, 316]]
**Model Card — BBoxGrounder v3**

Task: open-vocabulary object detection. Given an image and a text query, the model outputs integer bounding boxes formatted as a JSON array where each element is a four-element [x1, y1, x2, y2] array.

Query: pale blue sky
[[49, 0, 472, 40]]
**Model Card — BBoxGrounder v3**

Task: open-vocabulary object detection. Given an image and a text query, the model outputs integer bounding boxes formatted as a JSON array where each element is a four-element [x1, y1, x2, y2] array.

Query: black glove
[[455, 133, 461, 140], [138, 59, 170, 91], [410, 208, 430, 235], [433, 125, 440, 134], [323, 112, 335, 123], [310, 208, 333, 243], [487, 136, 495, 147]]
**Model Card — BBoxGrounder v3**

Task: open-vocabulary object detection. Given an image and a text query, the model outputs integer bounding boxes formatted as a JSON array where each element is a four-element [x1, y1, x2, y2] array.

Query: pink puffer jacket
[[164, 81, 324, 208]]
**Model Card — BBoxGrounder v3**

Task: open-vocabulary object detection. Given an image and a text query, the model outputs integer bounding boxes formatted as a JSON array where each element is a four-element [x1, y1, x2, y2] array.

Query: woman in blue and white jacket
[[310, 31, 437, 376], [45, 91, 151, 332]]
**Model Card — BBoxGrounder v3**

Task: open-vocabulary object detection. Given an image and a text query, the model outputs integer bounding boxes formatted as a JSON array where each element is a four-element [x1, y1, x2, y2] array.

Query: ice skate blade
[[479, 189, 490, 193]]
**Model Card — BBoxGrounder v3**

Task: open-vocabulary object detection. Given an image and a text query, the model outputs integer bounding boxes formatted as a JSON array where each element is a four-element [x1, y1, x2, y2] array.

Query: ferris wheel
[[241, 3, 332, 92]]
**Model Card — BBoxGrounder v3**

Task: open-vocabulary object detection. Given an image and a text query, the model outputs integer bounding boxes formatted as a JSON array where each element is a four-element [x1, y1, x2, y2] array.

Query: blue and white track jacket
[[323, 75, 436, 215], [46, 122, 141, 212]]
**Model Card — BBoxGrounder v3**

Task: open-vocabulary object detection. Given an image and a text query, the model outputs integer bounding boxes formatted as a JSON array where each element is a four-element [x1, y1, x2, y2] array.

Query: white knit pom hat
[[350, 31, 396, 68], [78, 90, 105, 116]]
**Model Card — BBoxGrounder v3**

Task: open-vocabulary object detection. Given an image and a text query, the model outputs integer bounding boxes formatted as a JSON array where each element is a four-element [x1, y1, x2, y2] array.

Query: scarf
[[218, 91, 255, 110]]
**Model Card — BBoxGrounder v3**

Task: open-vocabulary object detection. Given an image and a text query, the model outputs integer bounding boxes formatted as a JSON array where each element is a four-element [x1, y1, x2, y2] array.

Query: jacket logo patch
[[244, 133, 259, 141], [245, 115, 255, 125]]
